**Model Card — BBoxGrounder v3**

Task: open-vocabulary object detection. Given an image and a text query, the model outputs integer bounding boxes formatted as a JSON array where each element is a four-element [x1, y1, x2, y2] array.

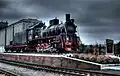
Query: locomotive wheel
[[57, 48, 64, 54], [58, 48, 69, 53], [34, 50, 37, 53], [8, 50, 11, 53], [5, 49, 7, 52], [19, 49, 23, 53], [6, 49, 11, 53], [20, 50, 23, 53], [10, 49, 14, 52], [36, 47, 40, 53], [24, 50, 27, 53], [50, 48, 57, 53], [13, 50, 16, 53], [5, 49, 8, 53], [16, 50, 19, 53]]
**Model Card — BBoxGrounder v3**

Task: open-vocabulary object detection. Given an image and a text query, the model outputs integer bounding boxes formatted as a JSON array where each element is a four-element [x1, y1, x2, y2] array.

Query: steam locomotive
[[5, 14, 81, 53]]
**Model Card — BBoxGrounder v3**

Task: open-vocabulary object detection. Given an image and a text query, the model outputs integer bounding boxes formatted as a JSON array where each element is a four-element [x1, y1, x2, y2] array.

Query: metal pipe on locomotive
[[5, 14, 81, 53]]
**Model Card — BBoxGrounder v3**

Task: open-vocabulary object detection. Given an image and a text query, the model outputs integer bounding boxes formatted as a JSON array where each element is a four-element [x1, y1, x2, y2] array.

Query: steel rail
[[0, 67, 20, 76], [0, 59, 84, 76], [0, 59, 120, 76]]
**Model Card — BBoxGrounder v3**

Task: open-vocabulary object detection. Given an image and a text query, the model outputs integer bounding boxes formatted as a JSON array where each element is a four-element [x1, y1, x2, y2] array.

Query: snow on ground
[[102, 66, 120, 70], [0, 46, 5, 53]]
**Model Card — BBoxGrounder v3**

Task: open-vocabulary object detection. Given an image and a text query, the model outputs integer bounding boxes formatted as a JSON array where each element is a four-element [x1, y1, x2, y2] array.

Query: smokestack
[[66, 14, 70, 22]]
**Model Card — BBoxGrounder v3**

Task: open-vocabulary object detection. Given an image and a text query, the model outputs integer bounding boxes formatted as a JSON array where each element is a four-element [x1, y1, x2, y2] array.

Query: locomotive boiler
[[5, 14, 81, 53]]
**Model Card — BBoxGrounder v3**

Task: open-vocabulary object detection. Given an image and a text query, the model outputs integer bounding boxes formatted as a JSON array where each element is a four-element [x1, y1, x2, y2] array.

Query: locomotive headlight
[[35, 35, 39, 38], [66, 37, 69, 40], [68, 42, 71, 45]]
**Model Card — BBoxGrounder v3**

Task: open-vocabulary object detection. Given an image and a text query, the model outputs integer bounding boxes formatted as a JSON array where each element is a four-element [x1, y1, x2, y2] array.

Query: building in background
[[0, 21, 8, 52], [0, 19, 40, 52], [106, 39, 114, 55], [114, 42, 120, 55], [8, 19, 40, 45]]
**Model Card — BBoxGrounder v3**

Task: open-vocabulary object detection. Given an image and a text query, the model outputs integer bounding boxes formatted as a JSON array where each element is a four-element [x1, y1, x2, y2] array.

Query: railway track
[[0, 67, 19, 76], [0, 59, 120, 76], [0, 59, 84, 76]]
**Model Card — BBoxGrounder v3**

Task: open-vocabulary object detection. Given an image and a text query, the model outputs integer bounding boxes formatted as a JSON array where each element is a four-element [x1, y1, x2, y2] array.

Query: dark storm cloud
[[28, 0, 70, 10], [0, 0, 9, 9], [0, 0, 25, 21], [73, 0, 120, 44], [26, 0, 120, 27], [23, 0, 75, 18], [0, 0, 10, 19], [79, 0, 120, 26], [1, 0, 120, 44]]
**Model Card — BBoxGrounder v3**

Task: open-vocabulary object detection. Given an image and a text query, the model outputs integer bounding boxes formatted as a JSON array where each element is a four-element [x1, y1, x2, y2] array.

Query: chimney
[[66, 14, 70, 22]]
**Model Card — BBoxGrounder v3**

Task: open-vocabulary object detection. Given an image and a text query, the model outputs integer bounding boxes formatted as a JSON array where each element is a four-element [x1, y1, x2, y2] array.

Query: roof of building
[[0, 21, 8, 30], [0, 18, 40, 30], [8, 18, 40, 26]]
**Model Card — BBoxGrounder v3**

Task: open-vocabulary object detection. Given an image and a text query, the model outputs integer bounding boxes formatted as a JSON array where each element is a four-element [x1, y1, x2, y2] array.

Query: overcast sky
[[0, 0, 120, 44]]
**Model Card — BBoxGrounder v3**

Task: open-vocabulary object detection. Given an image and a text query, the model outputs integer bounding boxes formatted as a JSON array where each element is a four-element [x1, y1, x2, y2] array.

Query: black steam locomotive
[[5, 14, 81, 53]]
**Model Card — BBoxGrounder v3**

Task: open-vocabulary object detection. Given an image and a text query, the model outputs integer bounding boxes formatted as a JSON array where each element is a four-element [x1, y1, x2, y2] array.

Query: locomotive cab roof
[[27, 21, 46, 30], [47, 18, 59, 28]]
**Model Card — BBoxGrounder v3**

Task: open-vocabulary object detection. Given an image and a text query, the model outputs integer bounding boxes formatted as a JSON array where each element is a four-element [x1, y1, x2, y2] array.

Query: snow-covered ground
[[0, 46, 5, 53], [101, 55, 120, 70], [102, 66, 120, 70], [0, 62, 72, 76]]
